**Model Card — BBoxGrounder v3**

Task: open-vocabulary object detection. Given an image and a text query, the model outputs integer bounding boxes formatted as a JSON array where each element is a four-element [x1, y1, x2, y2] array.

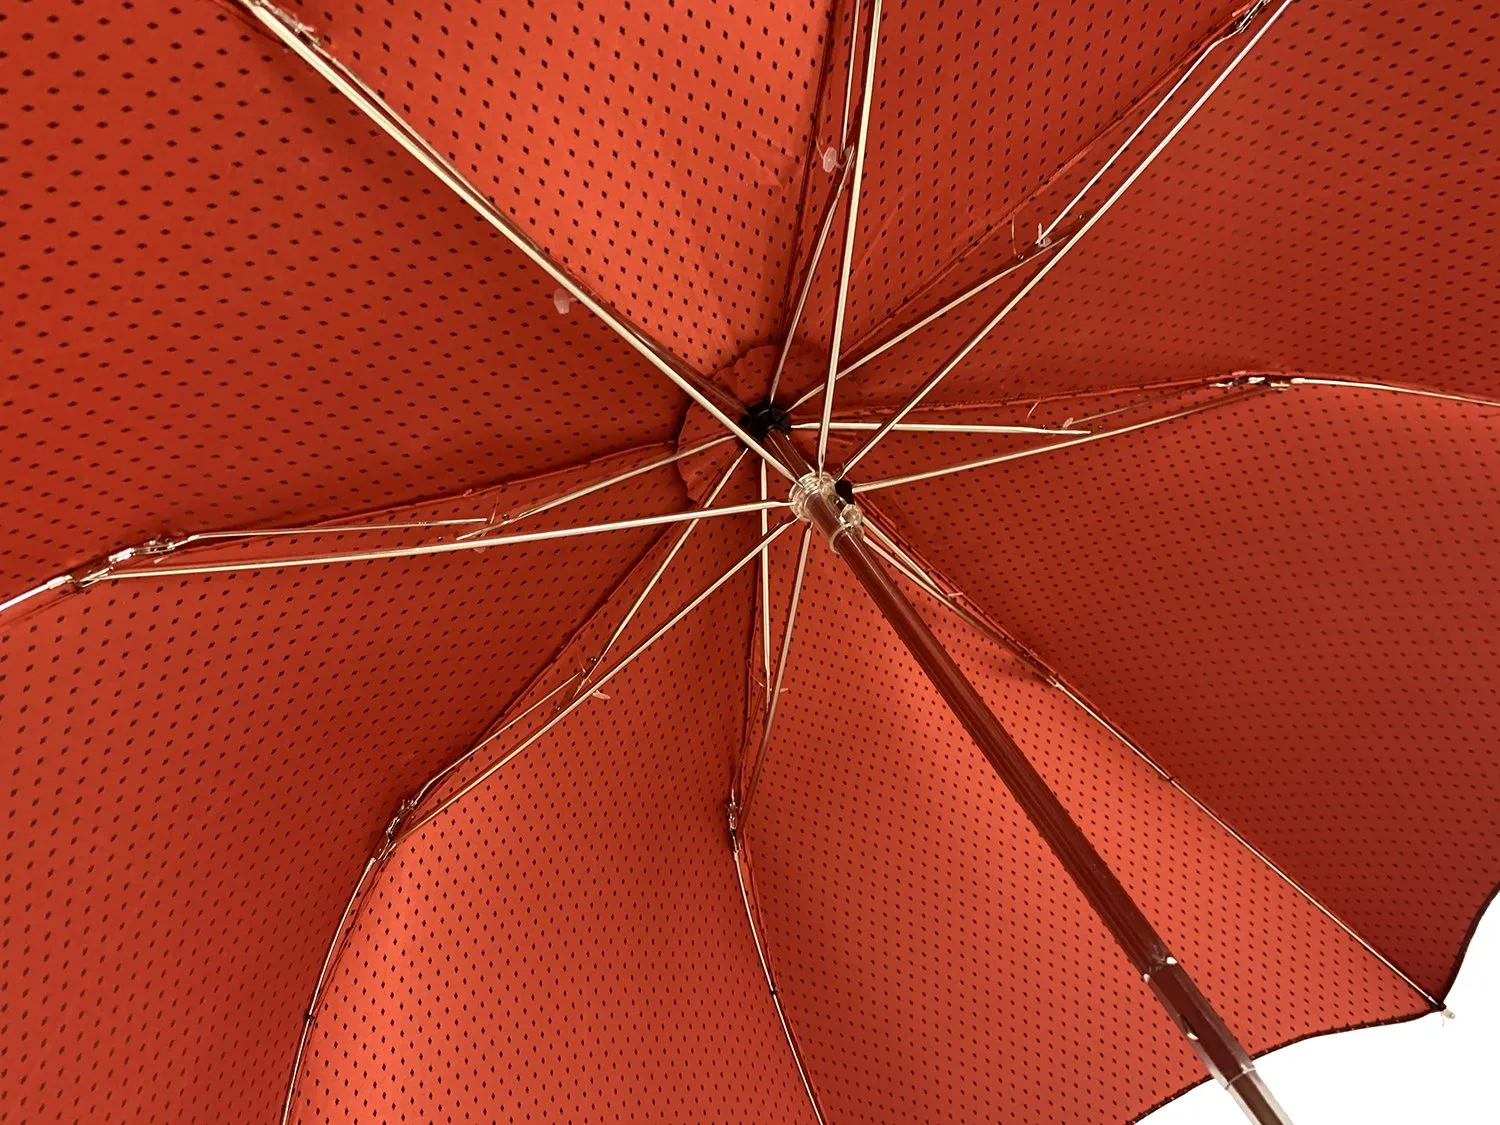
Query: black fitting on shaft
[[739, 401, 792, 441]]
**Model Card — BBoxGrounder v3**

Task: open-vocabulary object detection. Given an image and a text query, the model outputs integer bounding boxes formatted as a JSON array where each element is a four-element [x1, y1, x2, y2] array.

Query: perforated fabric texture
[[288, 503, 824, 1123], [791, 0, 1244, 361], [0, 450, 687, 1124], [287, 0, 836, 372]]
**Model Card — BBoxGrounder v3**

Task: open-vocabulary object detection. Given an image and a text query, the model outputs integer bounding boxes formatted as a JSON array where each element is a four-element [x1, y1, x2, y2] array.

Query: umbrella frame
[[164, 1, 1467, 1121], [761, 425, 1295, 1125]]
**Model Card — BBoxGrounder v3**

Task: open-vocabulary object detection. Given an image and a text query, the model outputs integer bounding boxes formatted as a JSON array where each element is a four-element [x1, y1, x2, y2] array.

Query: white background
[[1144, 901, 1497, 1123]]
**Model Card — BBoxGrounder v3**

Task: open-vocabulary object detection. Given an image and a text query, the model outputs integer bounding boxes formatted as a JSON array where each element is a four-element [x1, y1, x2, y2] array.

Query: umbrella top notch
[[675, 342, 830, 502], [739, 401, 796, 444]]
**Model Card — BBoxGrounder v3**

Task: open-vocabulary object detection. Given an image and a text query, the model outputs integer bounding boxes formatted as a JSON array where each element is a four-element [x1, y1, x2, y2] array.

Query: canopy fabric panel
[[835, 1, 1500, 412], [287, 514, 802, 1123], [790, 0, 1246, 360], [0, 450, 689, 1124], [1, 0, 683, 589], [285, 0, 838, 372], [870, 383, 1500, 1000], [740, 534, 1426, 1125], [2, 0, 1496, 1123]]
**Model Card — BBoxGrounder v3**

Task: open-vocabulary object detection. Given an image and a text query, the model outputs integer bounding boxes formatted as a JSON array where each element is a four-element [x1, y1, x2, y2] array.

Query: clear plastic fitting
[[788, 471, 838, 521]]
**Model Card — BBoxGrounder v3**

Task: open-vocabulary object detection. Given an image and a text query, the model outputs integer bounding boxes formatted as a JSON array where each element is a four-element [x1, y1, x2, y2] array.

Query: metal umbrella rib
[[82, 501, 788, 581], [402, 519, 797, 838], [838, 0, 1296, 476], [760, 425, 1293, 1123], [772, 157, 857, 402], [853, 387, 1269, 493], [859, 504, 1445, 1015], [816, 0, 885, 473], [572, 451, 751, 703], [242, 2, 1307, 1119], [736, 522, 816, 829], [233, 0, 796, 481], [802, 1, 1274, 409]]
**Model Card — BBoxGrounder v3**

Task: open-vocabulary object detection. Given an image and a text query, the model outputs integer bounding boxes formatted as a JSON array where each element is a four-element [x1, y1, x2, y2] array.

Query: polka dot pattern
[[842, 1, 1500, 410], [291, 0, 835, 371], [289, 510, 821, 1123], [795, 0, 1240, 358], [873, 384, 1500, 1000], [0, 0, 682, 590], [743, 535, 1425, 1125], [0, 451, 686, 1125], [4, 1, 1499, 1123]]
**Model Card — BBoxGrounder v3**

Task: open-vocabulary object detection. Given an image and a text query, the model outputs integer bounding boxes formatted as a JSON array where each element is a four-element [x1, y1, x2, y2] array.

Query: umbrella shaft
[[762, 430, 1291, 1125]]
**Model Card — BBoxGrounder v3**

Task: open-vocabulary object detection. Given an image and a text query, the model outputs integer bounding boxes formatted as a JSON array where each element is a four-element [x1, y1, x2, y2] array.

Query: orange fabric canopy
[[3, 2, 1497, 1122]]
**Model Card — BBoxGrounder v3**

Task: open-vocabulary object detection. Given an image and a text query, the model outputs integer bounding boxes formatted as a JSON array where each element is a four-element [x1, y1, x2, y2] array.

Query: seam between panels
[[736, 463, 774, 816], [806, 369, 1500, 424], [1041, 674, 1443, 1012], [277, 666, 591, 1124], [726, 506, 829, 1123], [442, 445, 759, 793], [795, 372, 1251, 424], [732, 838, 834, 1125], [280, 848, 392, 1125], [0, 434, 706, 625], [835, 1, 1294, 478], [414, 526, 680, 798], [856, 503, 1444, 1015]]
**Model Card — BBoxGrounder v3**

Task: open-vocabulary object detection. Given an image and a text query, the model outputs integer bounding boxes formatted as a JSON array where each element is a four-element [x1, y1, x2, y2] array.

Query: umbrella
[[3, 0, 1497, 1121]]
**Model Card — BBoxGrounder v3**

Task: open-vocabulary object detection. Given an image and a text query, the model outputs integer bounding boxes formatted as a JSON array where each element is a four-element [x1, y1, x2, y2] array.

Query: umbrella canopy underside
[[3, 1, 1498, 1123]]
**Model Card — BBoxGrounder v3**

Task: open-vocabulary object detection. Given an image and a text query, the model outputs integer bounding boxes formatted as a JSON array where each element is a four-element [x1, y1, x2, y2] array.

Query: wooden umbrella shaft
[[762, 430, 1292, 1124]]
